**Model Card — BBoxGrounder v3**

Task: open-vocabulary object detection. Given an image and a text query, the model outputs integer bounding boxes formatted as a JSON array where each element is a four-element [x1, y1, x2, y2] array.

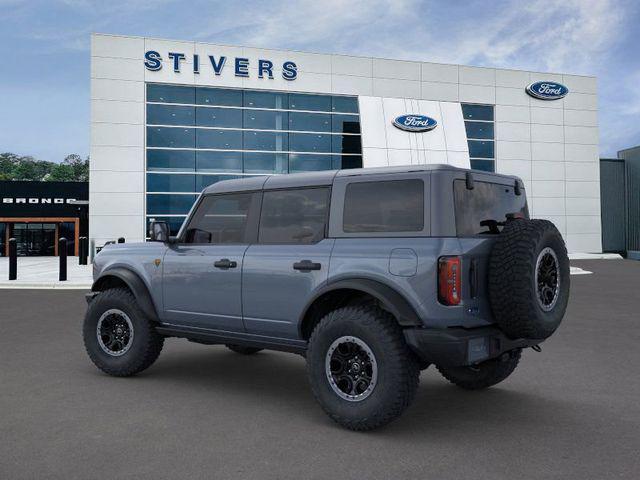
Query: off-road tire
[[489, 219, 569, 340], [83, 288, 164, 377], [307, 306, 420, 431], [225, 344, 263, 355], [437, 349, 522, 390]]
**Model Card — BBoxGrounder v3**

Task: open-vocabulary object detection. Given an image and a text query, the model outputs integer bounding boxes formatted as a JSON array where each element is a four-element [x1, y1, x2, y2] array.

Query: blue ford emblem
[[526, 81, 569, 100], [392, 114, 437, 132]]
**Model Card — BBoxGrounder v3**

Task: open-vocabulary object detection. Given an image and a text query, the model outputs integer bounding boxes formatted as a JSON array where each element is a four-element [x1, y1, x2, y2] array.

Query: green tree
[[0, 152, 89, 181], [47, 163, 76, 181]]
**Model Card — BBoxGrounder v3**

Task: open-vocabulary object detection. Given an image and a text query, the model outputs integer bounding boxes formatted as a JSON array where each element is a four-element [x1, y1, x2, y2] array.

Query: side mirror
[[149, 220, 170, 243]]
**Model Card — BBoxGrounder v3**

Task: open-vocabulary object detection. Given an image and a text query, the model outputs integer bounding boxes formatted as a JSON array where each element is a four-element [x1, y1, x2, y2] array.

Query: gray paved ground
[[1, 260, 639, 479]]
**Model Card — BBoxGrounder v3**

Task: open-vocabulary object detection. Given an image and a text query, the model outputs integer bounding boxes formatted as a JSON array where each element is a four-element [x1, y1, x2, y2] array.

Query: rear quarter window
[[454, 179, 528, 236], [343, 179, 424, 233]]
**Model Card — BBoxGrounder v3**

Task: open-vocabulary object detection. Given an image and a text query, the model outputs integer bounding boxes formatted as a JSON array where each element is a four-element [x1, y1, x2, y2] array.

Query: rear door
[[242, 187, 333, 339]]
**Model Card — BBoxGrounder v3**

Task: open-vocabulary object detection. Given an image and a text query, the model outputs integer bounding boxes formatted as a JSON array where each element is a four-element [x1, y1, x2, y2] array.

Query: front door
[[242, 187, 333, 339], [162, 192, 259, 332]]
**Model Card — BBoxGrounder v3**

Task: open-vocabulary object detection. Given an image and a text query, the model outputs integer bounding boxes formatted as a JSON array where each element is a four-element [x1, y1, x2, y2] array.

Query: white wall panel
[[92, 34, 144, 59], [358, 96, 387, 149], [530, 197, 565, 216], [421, 63, 458, 83], [566, 162, 599, 181], [496, 87, 529, 106], [91, 123, 143, 147], [90, 146, 144, 172], [372, 78, 420, 98], [459, 84, 495, 104], [91, 171, 144, 193], [497, 141, 531, 160], [566, 181, 600, 197], [459, 66, 495, 86], [439, 102, 468, 152], [332, 75, 373, 96], [532, 161, 565, 181], [372, 59, 420, 80], [91, 56, 144, 81], [92, 79, 144, 102], [531, 180, 565, 197], [565, 126, 598, 145], [496, 122, 530, 142], [91, 100, 143, 125], [362, 147, 388, 168], [90, 192, 144, 216], [566, 198, 601, 215], [567, 215, 601, 234], [332, 55, 372, 76], [496, 159, 531, 180], [566, 234, 602, 253], [564, 92, 597, 110], [565, 144, 599, 162], [496, 105, 529, 123], [495, 69, 529, 88], [531, 142, 564, 162], [420, 82, 458, 102], [564, 109, 598, 127], [531, 124, 564, 143], [530, 107, 563, 125], [562, 74, 597, 94]]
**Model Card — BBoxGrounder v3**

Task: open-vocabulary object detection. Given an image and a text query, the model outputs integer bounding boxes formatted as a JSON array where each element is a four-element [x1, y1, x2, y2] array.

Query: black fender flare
[[299, 278, 422, 328], [92, 267, 159, 321]]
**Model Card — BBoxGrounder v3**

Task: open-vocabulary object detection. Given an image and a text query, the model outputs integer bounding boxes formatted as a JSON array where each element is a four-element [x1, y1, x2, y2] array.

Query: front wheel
[[83, 288, 164, 377], [436, 349, 522, 390], [306, 306, 419, 431]]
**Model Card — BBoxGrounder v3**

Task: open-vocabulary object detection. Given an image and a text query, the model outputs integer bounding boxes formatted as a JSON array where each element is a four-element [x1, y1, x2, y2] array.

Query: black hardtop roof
[[202, 164, 518, 194]]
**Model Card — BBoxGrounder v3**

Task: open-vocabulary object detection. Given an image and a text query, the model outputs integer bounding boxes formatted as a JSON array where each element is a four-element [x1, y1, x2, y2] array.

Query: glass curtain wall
[[145, 84, 362, 235], [461, 104, 495, 172]]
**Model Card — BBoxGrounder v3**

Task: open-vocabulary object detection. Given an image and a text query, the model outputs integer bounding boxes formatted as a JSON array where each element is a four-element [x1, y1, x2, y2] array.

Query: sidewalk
[[0, 257, 92, 289]]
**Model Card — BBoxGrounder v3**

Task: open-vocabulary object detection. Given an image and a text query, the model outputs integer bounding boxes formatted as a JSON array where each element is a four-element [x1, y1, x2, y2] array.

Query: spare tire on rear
[[488, 219, 569, 340]]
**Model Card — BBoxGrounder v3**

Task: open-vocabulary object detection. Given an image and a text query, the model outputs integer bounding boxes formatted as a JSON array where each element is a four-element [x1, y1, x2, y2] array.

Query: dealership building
[[90, 33, 601, 253]]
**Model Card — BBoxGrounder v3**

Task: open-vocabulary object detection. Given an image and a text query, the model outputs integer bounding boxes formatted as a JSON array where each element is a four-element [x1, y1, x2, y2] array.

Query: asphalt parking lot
[[1, 259, 639, 479]]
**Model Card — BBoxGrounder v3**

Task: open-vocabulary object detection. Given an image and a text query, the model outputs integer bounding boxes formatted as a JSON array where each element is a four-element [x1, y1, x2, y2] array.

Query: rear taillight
[[438, 256, 461, 306]]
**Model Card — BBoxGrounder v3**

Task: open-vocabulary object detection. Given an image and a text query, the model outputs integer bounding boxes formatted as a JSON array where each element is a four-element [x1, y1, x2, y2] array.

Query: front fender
[[92, 267, 159, 321]]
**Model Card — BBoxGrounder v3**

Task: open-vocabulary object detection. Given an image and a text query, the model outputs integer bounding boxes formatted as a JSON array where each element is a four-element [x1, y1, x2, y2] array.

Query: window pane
[[147, 84, 195, 104], [196, 107, 242, 128], [147, 104, 195, 125], [196, 129, 242, 149], [146, 173, 195, 193], [146, 194, 197, 215], [332, 135, 362, 154], [470, 159, 495, 172], [464, 121, 494, 139], [334, 155, 362, 170], [243, 131, 288, 151], [147, 127, 195, 148], [461, 104, 494, 121], [243, 90, 287, 109], [288, 112, 331, 132], [454, 180, 528, 236], [289, 93, 331, 112], [259, 188, 329, 244], [196, 174, 242, 191], [288, 153, 334, 173], [196, 151, 242, 172], [332, 115, 361, 134], [146, 216, 185, 236], [468, 140, 495, 159], [147, 150, 195, 171], [184, 193, 252, 244], [196, 87, 242, 106], [243, 152, 288, 173], [243, 109, 287, 130], [343, 180, 424, 233], [332, 96, 359, 113], [289, 133, 331, 153]]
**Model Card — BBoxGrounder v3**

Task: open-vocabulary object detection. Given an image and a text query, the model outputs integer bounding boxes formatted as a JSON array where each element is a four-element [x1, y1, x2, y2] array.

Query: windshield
[[454, 179, 529, 236]]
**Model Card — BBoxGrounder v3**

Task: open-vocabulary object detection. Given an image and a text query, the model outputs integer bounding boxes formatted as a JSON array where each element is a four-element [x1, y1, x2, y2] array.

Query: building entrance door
[[12, 223, 57, 256]]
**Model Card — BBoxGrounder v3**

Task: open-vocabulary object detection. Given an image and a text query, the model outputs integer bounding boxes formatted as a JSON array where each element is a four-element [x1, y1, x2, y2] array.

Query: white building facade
[[90, 33, 601, 252]]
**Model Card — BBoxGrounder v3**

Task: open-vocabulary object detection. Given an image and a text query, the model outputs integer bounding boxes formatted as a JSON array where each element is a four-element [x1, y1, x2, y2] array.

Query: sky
[[0, 0, 638, 162]]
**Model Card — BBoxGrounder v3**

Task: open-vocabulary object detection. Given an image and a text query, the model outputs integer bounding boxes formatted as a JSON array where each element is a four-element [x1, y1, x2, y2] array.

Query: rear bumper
[[403, 326, 541, 367]]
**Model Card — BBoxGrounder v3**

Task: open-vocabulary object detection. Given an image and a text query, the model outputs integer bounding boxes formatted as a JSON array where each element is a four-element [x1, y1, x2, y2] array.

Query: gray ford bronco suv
[[84, 165, 569, 430]]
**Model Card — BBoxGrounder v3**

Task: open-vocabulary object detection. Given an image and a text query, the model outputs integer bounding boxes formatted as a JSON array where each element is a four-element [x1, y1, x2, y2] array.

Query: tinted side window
[[454, 180, 529, 236], [184, 193, 253, 244], [343, 180, 424, 233], [259, 188, 329, 244]]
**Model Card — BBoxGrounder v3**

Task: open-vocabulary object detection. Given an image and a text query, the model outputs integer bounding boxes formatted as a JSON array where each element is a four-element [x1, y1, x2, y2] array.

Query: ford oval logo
[[526, 81, 569, 100], [392, 114, 437, 132]]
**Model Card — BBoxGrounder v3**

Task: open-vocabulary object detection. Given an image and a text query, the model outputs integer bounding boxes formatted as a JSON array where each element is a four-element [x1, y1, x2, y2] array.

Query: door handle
[[214, 258, 237, 269], [293, 260, 321, 271]]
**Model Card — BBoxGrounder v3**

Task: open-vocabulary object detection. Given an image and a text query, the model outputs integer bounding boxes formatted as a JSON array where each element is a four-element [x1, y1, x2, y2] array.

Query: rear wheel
[[83, 288, 164, 377], [307, 305, 419, 431], [225, 344, 263, 355], [437, 349, 521, 390]]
